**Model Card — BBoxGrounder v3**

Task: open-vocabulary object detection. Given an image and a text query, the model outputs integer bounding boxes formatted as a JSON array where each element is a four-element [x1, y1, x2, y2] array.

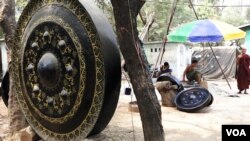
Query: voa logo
[[226, 129, 246, 136]]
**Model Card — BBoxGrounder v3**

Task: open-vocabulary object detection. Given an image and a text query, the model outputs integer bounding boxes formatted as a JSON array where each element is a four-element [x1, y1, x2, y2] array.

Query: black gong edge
[[156, 73, 184, 92], [0, 71, 9, 107]]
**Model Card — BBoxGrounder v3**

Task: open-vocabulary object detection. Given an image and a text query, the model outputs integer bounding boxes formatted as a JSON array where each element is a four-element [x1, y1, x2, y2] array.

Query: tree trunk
[[111, 0, 165, 141], [0, 0, 28, 135]]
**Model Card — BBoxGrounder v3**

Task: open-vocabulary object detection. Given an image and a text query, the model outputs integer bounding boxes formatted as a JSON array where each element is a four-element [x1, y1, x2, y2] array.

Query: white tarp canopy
[[191, 46, 237, 80]]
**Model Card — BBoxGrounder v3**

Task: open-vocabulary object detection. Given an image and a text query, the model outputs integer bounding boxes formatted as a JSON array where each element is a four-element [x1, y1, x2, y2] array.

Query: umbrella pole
[[208, 44, 232, 89]]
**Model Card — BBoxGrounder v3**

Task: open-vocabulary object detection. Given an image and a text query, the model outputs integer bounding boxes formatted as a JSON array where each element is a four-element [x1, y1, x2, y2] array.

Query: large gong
[[12, 0, 121, 140]]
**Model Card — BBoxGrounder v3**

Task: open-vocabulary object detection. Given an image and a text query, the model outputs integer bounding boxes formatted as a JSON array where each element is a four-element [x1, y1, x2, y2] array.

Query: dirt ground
[[1, 79, 250, 141]]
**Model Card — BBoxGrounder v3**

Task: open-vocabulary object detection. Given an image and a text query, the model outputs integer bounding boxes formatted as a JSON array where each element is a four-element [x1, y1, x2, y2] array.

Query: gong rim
[[207, 93, 213, 106], [13, 0, 121, 140]]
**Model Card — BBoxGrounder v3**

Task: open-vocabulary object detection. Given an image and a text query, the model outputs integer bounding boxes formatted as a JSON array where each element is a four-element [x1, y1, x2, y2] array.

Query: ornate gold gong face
[[13, 0, 121, 140], [24, 22, 81, 118]]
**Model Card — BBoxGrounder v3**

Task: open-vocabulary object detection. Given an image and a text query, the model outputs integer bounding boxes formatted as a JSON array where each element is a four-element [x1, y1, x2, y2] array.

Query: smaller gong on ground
[[174, 87, 213, 112]]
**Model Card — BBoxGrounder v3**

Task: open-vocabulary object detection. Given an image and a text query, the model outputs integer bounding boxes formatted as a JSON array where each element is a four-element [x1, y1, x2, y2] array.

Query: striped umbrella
[[167, 19, 246, 43]]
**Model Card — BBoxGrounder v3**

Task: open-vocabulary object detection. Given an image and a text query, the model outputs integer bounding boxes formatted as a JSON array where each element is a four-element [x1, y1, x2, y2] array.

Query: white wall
[[0, 40, 8, 78], [144, 41, 192, 80]]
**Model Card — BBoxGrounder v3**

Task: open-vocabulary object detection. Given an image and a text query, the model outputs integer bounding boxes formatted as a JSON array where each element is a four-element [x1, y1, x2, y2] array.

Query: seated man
[[158, 62, 172, 77], [182, 59, 202, 84]]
